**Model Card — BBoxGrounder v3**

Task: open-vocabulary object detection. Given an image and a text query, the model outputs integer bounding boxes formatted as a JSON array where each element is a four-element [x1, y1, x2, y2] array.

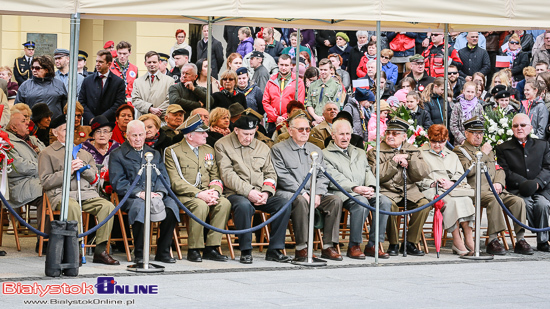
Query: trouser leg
[[387, 201, 400, 245], [291, 195, 309, 247], [156, 210, 177, 258], [205, 197, 232, 247], [255, 195, 291, 250], [132, 221, 144, 258], [343, 197, 369, 246], [81, 197, 115, 245], [481, 193, 507, 236], [318, 195, 343, 246], [406, 198, 431, 244], [367, 194, 391, 244], [227, 195, 255, 251], [181, 197, 209, 249], [500, 193, 527, 235], [524, 195, 550, 243]]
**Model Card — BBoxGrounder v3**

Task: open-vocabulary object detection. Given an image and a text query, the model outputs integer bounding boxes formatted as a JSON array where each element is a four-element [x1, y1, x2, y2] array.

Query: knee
[[379, 196, 392, 211], [231, 197, 254, 215]]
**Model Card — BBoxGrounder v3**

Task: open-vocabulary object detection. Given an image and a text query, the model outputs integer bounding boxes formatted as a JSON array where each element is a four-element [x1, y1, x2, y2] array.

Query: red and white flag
[[496, 55, 511, 68]]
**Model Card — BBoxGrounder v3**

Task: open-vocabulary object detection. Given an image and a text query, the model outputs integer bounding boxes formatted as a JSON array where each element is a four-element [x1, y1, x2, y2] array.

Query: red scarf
[[112, 123, 126, 144], [145, 131, 160, 146]]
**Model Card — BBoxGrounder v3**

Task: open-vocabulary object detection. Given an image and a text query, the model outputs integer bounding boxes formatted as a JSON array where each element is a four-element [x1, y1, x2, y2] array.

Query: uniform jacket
[[454, 141, 506, 193], [79, 72, 126, 124], [15, 76, 67, 119], [165, 139, 223, 197], [109, 141, 179, 224], [306, 78, 342, 116], [496, 136, 550, 201], [168, 82, 211, 115], [132, 73, 174, 118], [110, 61, 138, 101], [262, 72, 305, 123], [38, 141, 99, 208], [271, 138, 329, 200], [311, 120, 332, 143], [13, 56, 32, 85], [215, 132, 277, 197], [323, 141, 376, 201], [7, 132, 45, 207], [197, 37, 225, 79], [367, 141, 429, 203]]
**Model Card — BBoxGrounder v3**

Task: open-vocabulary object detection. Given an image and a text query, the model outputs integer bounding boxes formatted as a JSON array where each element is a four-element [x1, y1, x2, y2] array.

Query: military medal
[[204, 153, 214, 168]]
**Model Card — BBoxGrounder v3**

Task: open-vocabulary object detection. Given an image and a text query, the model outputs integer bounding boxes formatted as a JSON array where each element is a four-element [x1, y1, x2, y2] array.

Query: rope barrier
[[323, 167, 472, 216], [484, 170, 550, 233], [155, 166, 312, 235], [0, 170, 142, 239]]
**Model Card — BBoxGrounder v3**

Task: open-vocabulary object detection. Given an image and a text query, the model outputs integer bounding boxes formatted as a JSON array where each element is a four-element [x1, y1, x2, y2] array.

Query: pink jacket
[[367, 113, 387, 142], [262, 73, 305, 123]]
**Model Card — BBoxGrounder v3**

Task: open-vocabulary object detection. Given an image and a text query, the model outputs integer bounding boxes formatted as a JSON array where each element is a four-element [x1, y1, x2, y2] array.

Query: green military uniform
[[306, 77, 342, 116], [164, 138, 231, 249]]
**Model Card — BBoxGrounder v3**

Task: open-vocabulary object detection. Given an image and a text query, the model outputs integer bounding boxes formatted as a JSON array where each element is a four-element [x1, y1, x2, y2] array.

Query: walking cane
[[402, 168, 407, 257]]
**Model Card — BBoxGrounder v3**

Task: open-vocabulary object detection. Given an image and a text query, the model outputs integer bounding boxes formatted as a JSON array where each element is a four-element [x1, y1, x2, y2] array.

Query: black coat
[[211, 90, 247, 111], [328, 45, 353, 71], [458, 45, 491, 77], [409, 107, 434, 130], [498, 50, 530, 81], [78, 72, 126, 124], [424, 95, 451, 125], [316, 30, 337, 60], [347, 44, 368, 81], [265, 40, 285, 63], [223, 26, 241, 56], [148, 129, 173, 155], [109, 141, 179, 225], [196, 37, 224, 79], [496, 136, 550, 201]]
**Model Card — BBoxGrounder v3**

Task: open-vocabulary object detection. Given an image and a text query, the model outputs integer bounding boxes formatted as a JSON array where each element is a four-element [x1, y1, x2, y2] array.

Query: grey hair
[[356, 31, 369, 38], [367, 59, 376, 66], [288, 115, 308, 128], [183, 63, 198, 75], [7, 109, 24, 129], [332, 119, 352, 133], [126, 119, 145, 134]]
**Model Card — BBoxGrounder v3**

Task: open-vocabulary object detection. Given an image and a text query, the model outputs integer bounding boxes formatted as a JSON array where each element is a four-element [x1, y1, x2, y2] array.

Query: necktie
[[343, 149, 349, 157], [522, 142, 526, 148], [151, 75, 155, 84], [319, 84, 326, 104], [193, 147, 199, 157], [99, 75, 105, 88], [280, 78, 285, 93]]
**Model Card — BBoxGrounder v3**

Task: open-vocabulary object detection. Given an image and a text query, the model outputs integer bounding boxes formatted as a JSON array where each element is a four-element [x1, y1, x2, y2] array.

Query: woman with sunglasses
[[211, 70, 247, 111], [14, 55, 67, 119], [499, 33, 530, 83]]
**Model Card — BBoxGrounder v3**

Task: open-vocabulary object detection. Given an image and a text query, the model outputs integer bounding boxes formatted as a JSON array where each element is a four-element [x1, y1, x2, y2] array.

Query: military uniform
[[306, 77, 342, 116], [14, 40, 35, 86], [311, 120, 332, 143]]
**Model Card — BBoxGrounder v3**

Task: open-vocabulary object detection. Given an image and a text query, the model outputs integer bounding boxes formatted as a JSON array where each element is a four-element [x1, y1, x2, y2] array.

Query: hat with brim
[[166, 104, 184, 114], [158, 52, 170, 62], [90, 115, 115, 135], [409, 54, 425, 63], [464, 116, 485, 131], [177, 113, 209, 134], [31, 103, 53, 123], [50, 114, 67, 129], [491, 84, 507, 96], [386, 117, 409, 131], [374, 100, 391, 113], [54, 48, 70, 57], [233, 115, 259, 130], [242, 108, 263, 122], [23, 41, 36, 49], [334, 111, 353, 125], [78, 50, 88, 61], [150, 196, 167, 222]]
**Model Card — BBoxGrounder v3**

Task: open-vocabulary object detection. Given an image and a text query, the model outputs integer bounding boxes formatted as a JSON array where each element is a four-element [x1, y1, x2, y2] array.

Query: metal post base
[[459, 252, 494, 260], [291, 257, 327, 267], [127, 263, 165, 273]]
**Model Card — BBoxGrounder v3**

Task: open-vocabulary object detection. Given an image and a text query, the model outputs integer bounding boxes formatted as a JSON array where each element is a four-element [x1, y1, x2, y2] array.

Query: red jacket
[[262, 73, 305, 123], [422, 43, 463, 77], [110, 61, 138, 102]]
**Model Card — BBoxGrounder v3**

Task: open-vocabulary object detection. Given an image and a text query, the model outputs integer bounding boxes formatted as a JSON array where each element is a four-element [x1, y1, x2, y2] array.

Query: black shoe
[[35, 242, 47, 254], [486, 238, 507, 255], [154, 255, 176, 263], [187, 249, 202, 262], [387, 244, 399, 256], [0, 250, 6, 256], [266, 249, 291, 263], [239, 254, 253, 264], [537, 242, 550, 252], [134, 257, 143, 264], [514, 239, 534, 255], [203, 247, 228, 262], [400, 242, 425, 256]]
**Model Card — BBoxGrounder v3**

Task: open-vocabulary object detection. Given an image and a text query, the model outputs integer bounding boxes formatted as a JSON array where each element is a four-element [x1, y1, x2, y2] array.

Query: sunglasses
[[448, 72, 459, 75], [222, 78, 235, 81], [512, 123, 530, 128], [466, 130, 484, 136], [291, 127, 311, 133], [432, 33, 443, 37], [31, 66, 43, 71], [509, 41, 520, 45], [381, 56, 391, 60]]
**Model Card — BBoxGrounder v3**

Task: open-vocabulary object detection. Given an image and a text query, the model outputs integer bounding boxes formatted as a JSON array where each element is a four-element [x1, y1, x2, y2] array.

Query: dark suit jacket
[[78, 72, 126, 124], [13, 56, 32, 85], [196, 37, 224, 79], [496, 136, 550, 200], [109, 141, 179, 225]]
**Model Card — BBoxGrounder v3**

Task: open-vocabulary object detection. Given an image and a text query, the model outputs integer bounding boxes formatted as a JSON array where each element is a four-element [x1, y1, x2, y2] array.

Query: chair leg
[[0, 207, 4, 246], [9, 213, 21, 251], [225, 232, 235, 260], [173, 229, 182, 260], [118, 211, 132, 262]]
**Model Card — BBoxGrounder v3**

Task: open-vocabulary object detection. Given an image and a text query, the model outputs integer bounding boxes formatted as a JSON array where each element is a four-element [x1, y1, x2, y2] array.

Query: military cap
[[386, 117, 409, 131], [177, 114, 208, 134], [236, 67, 248, 76], [494, 90, 511, 100], [23, 41, 36, 49], [172, 48, 189, 58], [229, 103, 245, 118], [409, 54, 425, 62], [50, 114, 67, 129], [78, 50, 88, 61], [463, 116, 485, 131], [53, 48, 70, 57], [242, 108, 263, 122], [166, 104, 184, 114], [250, 51, 264, 59], [158, 52, 170, 62], [491, 84, 507, 96], [233, 115, 259, 130]]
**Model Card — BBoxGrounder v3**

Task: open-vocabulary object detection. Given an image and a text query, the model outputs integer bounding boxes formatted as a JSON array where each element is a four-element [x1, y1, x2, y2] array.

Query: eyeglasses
[[221, 78, 235, 81], [466, 130, 484, 136], [31, 66, 43, 71], [95, 129, 112, 135], [512, 123, 530, 128], [432, 33, 443, 37], [291, 126, 311, 133], [75, 114, 83, 119], [509, 41, 520, 45], [448, 72, 459, 75], [430, 140, 447, 144], [381, 56, 391, 60], [386, 131, 404, 136]]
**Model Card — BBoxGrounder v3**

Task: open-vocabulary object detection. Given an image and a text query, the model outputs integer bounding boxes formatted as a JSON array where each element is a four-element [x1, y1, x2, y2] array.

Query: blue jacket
[[382, 62, 398, 84]]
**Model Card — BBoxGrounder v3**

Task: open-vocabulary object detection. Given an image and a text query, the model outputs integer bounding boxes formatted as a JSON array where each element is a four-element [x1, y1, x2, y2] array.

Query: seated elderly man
[[454, 117, 532, 255], [161, 104, 185, 139], [367, 117, 430, 256], [496, 113, 550, 252], [215, 115, 292, 264], [271, 115, 343, 261], [168, 63, 213, 115], [164, 114, 231, 262], [38, 115, 118, 265], [109, 120, 179, 263], [323, 119, 391, 259], [311, 103, 339, 143]]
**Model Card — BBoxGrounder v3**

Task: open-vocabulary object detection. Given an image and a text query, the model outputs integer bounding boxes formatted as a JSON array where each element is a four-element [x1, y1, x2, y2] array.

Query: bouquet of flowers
[[483, 108, 514, 147], [390, 106, 429, 148], [0, 130, 14, 172]]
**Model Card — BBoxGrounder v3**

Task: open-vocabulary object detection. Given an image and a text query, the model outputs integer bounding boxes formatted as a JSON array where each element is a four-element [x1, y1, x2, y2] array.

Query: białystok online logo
[[2, 277, 158, 297]]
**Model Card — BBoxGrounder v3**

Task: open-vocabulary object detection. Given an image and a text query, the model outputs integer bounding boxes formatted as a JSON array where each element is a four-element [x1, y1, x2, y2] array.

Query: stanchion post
[[292, 152, 327, 266], [461, 152, 493, 260], [127, 153, 165, 272]]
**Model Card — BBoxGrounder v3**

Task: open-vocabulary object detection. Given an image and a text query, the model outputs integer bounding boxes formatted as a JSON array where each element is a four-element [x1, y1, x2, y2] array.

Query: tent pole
[[60, 13, 81, 221], [374, 20, 381, 265], [295, 28, 301, 100], [206, 17, 213, 110], [444, 24, 449, 128]]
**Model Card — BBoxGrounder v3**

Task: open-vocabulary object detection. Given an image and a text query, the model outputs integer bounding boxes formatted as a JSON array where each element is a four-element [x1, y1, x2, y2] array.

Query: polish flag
[[496, 55, 511, 68]]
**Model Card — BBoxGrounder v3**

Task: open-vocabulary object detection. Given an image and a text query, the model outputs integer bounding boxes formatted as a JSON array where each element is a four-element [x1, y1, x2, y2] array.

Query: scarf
[[145, 131, 160, 147], [504, 46, 521, 67], [210, 126, 231, 136], [112, 123, 126, 144], [337, 44, 348, 52], [172, 42, 189, 53], [458, 94, 479, 120], [8, 128, 40, 154]]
